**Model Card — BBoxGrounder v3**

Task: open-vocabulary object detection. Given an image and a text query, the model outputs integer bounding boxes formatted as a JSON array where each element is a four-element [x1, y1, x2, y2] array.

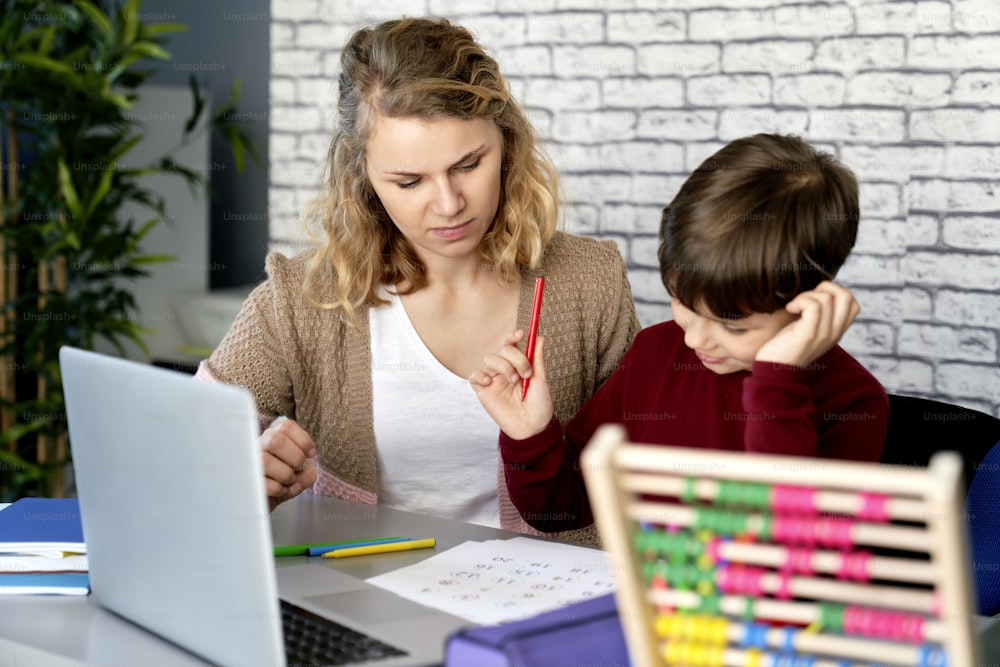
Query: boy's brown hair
[[658, 133, 859, 319]]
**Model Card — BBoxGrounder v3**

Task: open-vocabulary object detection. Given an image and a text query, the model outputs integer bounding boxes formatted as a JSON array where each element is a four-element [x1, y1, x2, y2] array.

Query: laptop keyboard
[[282, 600, 409, 666]]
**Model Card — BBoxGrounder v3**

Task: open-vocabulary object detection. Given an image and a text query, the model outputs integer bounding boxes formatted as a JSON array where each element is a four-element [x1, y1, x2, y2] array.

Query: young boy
[[470, 133, 890, 533]]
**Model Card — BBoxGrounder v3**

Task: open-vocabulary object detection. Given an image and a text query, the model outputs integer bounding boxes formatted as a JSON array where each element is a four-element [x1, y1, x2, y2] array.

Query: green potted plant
[[0, 0, 259, 500]]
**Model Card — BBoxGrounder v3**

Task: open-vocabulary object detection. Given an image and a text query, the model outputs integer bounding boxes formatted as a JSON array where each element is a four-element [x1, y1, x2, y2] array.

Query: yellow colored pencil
[[321, 538, 436, 559]]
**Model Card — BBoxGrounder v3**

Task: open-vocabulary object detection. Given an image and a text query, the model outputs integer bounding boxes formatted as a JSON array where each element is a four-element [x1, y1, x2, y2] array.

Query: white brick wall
[[270, 1, 1000, 416]]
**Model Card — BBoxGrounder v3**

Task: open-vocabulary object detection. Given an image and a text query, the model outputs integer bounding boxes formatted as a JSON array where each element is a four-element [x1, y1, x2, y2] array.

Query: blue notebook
[[0, 572, 90, 595], [0, 498, 85, 555]]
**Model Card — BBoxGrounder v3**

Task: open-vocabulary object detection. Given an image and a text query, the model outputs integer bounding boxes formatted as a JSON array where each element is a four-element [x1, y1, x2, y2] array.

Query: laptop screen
[[61, 346, 286, 666]]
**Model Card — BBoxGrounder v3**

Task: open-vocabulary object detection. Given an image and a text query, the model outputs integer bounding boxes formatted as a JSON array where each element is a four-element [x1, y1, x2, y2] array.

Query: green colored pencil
[[273, 536, 402, 557]]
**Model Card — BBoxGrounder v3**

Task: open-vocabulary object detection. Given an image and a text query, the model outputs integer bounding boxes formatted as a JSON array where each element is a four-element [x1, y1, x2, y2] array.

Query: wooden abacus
[[581, 424, 979, 667]]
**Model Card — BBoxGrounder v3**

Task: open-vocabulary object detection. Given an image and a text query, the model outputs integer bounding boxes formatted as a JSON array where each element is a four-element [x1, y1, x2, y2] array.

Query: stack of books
[[0, 497, 89, 595]]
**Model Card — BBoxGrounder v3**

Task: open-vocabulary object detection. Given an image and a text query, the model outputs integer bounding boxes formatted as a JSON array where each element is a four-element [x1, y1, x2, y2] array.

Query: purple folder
[[444, 593, 630, 666]]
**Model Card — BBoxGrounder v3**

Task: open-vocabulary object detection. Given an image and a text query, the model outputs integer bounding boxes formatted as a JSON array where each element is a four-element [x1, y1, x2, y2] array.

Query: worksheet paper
[[365, 537, 617, 625]]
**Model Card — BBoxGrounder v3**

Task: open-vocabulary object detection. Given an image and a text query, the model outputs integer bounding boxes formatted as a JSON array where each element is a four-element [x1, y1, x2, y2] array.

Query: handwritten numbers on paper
[[530, 582, 562, 592], [367, 538, 616, 626]]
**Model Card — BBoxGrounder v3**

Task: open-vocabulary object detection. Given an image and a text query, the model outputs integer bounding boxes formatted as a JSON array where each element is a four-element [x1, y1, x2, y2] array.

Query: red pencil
[[521, 276, 545, 400]]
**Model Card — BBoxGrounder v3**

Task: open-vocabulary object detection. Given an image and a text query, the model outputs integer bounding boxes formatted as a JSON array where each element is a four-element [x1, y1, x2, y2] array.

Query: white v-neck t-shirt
[[369, 289, 501, 528]]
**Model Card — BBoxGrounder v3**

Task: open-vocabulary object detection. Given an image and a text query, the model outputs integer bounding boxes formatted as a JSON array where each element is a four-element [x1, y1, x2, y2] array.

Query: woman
[[197, 17, 639, 540]]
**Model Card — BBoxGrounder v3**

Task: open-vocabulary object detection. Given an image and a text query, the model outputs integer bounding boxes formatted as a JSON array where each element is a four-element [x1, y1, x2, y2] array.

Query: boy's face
[[670, 299, 797, 374]]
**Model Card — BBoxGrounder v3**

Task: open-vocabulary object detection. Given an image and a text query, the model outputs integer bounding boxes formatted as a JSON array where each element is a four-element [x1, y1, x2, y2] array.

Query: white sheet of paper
[[365, 537, 616, 625]]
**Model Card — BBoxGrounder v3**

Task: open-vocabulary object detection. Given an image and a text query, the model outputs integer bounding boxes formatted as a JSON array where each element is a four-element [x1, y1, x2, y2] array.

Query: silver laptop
[[60, 346, 466, 667]]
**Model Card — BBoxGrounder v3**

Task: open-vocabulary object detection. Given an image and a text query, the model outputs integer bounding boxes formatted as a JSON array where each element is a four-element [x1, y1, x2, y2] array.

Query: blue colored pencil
[[306, 537, 413, 557]]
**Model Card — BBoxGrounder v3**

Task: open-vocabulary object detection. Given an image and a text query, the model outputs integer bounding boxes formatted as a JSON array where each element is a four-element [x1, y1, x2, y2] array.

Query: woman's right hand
[[469, 330, 553, 440], [260, 418, 317, 511]]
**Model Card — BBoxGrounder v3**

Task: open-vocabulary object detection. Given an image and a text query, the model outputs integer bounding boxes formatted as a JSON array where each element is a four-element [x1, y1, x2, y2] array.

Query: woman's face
[[365, 115, 503, 268]]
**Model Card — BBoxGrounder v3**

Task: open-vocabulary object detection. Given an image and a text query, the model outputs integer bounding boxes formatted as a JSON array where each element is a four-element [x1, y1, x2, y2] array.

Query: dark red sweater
[[500, 321, 889, 531]]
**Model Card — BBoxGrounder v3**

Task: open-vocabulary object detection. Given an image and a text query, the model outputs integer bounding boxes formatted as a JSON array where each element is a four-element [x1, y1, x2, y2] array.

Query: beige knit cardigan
[[199, 231, 640, 543]]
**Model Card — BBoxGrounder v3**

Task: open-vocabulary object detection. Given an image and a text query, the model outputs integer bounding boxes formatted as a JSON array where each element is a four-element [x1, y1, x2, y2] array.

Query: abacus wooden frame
[[581, 423, 979, 667]]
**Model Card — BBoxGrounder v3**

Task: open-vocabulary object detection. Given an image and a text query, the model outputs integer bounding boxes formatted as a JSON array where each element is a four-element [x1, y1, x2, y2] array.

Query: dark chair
[[967, 438, 1000, 616], [881, 394, 1000, 494], [881, 394, 1000, 615]]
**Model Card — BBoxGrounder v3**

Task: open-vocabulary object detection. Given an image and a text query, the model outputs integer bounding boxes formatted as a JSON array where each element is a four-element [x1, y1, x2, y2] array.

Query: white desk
[[2, 495, 999, 666], [0, 495, 524, 666]]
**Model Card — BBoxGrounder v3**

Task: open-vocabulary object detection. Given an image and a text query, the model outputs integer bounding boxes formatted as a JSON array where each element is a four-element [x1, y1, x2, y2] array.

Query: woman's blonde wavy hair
[[301, 17, 561, 326]]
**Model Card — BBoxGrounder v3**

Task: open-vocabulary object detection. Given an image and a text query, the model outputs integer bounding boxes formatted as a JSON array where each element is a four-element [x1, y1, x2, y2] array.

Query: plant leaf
[[0, 449, 46, 476], [130, 253, 175, 265], [57, 160, 85, 220], [0, 420, 47, 446], [128, 41, 171, 61], [103, 91, 132, 108], [177, 344, 215, 358], [13, 52, 77, 78], [75, 0, 112, 37], [128, 218, 162, 249], [122, 0, 141, 44], [86, 164, 115, 219], [185, 74, 205, 134], [64, 231, 82, 251], [38, 24, 56, 56], [119, 166, 159, 178], [212, 76, 241, 118], [158, 157, 205, 191], [211, 76, 264, 171], [108, 52, 141, 82], [108, 132, 144, 162], [138, 22, 188, 38], [227, 127, 246, 174]]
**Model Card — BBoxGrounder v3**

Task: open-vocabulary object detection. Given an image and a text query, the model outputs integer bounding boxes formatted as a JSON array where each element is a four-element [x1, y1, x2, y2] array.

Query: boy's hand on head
[[469, 329, 554, 440], [755, 281, 861, 369]]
